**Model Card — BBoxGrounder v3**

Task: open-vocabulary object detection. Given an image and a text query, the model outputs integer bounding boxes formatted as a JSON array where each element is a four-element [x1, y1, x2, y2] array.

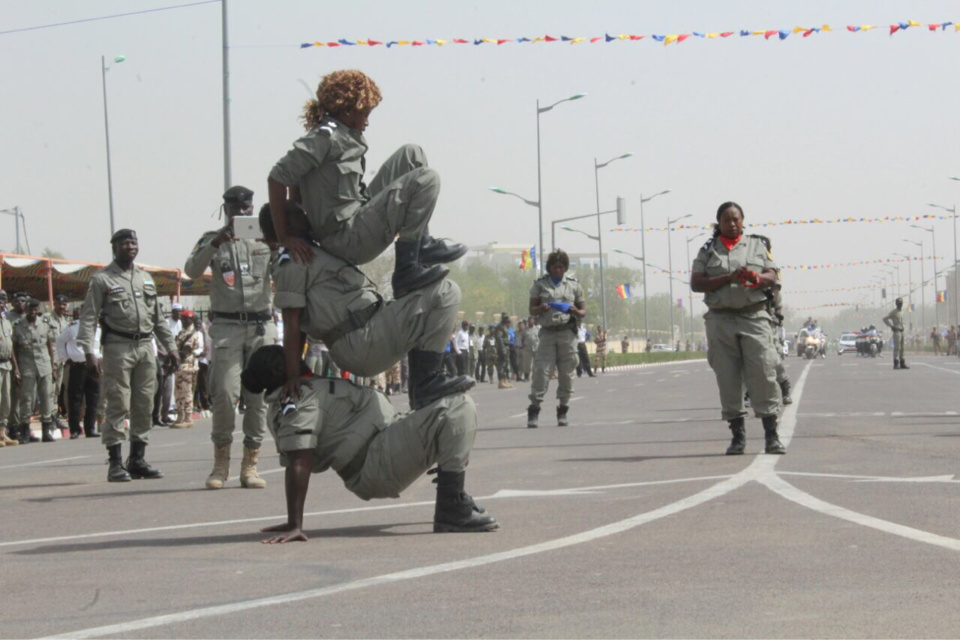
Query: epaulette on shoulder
[[317, 119, 338, 138], [701, 238, 714, 252], [749, 234, 772, 251], [277, 247, 292, 266]]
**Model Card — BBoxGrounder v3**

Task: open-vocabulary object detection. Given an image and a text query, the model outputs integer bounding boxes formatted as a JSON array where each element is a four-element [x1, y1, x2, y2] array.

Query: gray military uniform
[[0, 316, 13, 429], [270, 117, 437, 266], [273, 244, 459, 377], [46, 312, 69, 418], [692, 235, 782, 421], [185, 233, 277, 449], [14, 317, 55, 422], [5, 310, 23, 427], [266, 377, 476, 501], [528, 273, 584, 407], [77, 262, 176, 447], [883, 307, 905, 363]]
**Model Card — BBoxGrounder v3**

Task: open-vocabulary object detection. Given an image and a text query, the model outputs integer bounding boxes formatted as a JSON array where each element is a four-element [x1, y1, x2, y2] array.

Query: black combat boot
[[893, 359, 900, 370], [85, 423, 100, 438], [409, 350, 475, 410], [418, 234, 468, 265], [433, 470, 499, 533], [762, 416, 786, 455], [125, 440, 164, 479], [780, 380, 793, 405], [20, 423, 38, 444], [392, 239, 448, 299], [526, 404, 540, 428], [899, 359, 909, 370], [725, 417, 746, 455], [557, 404, 569, 427], [107, 444, 131, 483], [41, 422, 56, 443]]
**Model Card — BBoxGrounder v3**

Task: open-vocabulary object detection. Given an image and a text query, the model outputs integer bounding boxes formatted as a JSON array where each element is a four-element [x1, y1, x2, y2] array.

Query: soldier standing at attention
[[467, 324, 478, 381], [0, 291, 20, 447], [482, 325, 497, 384], [494, 314, 513, 390], [5, 292, 27, 438], [171, 310, 203, 428], [13, 298, 57, 443], [184, 186, 277, 490], [593, 325, 607, 374], [690, 202, 784, 456], [78, 230, 179, 480], [526, 250, 586, 428], [883, 297, 908, 370], [268, 69, 465, 299], [47, 294, 71, 431]]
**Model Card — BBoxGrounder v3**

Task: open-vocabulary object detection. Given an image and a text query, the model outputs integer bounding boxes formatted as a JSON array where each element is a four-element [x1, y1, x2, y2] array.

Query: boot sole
[[420, 244, 469, 266], [765, 449, 787, 455], [393, 265, 449, 299], [725, 450, 745, 455], [433, 521, 500, 533], [128, 473, 164, 479], [108, 476, 132, 482]]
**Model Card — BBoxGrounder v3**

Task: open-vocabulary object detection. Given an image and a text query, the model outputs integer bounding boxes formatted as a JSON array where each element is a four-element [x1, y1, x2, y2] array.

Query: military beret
[[12, 292, 27, 300], [54, 294, 68, 303], [111, 228, 137, 244], [25, 297, 40, 309], [223, 185, 254, 204]]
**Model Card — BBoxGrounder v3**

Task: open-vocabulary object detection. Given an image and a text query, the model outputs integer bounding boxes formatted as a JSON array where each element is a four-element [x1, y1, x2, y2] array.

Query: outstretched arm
[[261, 449, 313, 544]]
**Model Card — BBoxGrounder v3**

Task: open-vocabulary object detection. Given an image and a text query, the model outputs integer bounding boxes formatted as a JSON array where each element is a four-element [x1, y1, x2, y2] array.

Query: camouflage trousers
[[175, 368, 198, 420]]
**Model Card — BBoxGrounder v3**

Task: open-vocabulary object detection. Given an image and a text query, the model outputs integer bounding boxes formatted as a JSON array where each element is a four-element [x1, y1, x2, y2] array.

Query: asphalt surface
[[3, 353, 960, 638]]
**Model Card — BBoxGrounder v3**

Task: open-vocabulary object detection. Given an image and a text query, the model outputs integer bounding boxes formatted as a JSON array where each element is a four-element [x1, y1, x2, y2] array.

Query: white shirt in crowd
[[453, 328, 470, 354], [57, 321, 101, 363], [577, 326, 588, 344]]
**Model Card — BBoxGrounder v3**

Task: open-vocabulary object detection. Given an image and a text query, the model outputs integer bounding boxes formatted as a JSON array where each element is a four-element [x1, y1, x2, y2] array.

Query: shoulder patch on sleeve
[[750, 234, 772, 252], [701, 238, 714, 252], [277, 247, 292, 265], [108, 286, 124, 295]]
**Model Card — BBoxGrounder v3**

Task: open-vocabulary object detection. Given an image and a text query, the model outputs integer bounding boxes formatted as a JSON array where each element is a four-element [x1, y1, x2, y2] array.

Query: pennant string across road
[[299, 19, 958, 50]]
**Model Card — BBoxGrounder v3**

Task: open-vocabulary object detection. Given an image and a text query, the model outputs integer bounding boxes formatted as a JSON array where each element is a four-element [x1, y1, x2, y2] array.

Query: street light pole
[[665, 214, 692, 347], [904, 239, 926, 332], [912, 224, 938, 330], [222, 0, 232, 190], [101, 55, 119, 236], [685, 233, 705, 346], [0, 207, 23, 254], [593, 153, 633, 334], [637, 189, 671, 345], [929, 201, 958, 327]]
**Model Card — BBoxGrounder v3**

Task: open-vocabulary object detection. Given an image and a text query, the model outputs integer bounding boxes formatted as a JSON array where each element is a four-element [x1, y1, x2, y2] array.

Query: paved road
[[3, 354, 960, 638]]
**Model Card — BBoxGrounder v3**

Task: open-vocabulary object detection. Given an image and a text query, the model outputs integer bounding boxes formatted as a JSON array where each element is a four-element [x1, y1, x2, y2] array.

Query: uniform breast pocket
[[106, 291, 130, 318], [336, 160, 364, 201], [143, 292, 158, 311], [250, 250, 271, 278], [705, 256, 727, 277]]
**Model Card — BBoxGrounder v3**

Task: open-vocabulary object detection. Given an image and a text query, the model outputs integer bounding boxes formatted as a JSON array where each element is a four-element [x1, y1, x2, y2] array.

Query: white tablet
[[232, 216, 261, 240]]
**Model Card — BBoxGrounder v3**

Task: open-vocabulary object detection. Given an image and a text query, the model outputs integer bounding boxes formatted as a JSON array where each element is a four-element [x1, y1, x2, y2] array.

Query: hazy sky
[[2, 0, 959, 317]]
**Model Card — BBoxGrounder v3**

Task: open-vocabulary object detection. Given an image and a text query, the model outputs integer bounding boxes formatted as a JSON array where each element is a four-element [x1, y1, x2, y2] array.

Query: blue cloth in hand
[[548, 301, 572, 313]]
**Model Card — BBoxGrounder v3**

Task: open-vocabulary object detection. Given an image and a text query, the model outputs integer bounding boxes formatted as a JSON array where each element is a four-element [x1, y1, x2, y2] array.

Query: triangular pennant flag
[[764, 30, 778, 39], [652, 34, 666, 42], [544, 35, 558, 42], [739, 30, 751, 36], [890, 24, 901, 35], [778, 30, 790, 39], [664, 34, 679, 45], [847, 25, 860, 32], [605, 33, 616, 42], [907, 19, 921, 28], [720, 31, 734, 37], [677, 34, 691, 43], [299, 42, 313, 48]]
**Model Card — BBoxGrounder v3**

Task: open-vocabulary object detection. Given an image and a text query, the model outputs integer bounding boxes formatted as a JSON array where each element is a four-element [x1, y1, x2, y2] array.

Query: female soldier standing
[[526, 250, 585, 428], [690, 202, 785, 455]]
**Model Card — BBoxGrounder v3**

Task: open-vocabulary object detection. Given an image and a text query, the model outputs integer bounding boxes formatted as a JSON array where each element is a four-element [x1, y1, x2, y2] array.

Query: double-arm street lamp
[[903, 239, 926, 332], [911, 224, 939, 330], [636, 189, 671, 343], [685, 232, 706, 345], [665, 214, 692, 345], [893, 252, 914, 310], [594, 152, 633, 335], [929, 200, 958, 326], [0, 207, 27, 255]]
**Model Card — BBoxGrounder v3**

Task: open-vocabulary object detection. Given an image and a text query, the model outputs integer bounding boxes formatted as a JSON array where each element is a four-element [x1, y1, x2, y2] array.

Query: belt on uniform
[[336, 436, 373, 483], [322, 299, 382, 348], [892, 328, 904, 332], [102, 322, 154, 342], [211, 310, 272, 323], [541, 322, 576, 332], [707, 302, 767, 314]]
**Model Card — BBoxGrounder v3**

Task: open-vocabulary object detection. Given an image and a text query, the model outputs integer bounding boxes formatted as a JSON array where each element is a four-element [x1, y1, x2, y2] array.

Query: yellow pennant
[[706, 32, 720, 38], [570, 37, 585, 44], [313, 41, 324, 46], [664, 34, 679, 45], [821, 24, 832, 31], [792, 26, 806, 34], [907, 19, 921, 27], [397, 40, 410, 45], [860, 25, 877, 31], [435, 39, 447, 45]]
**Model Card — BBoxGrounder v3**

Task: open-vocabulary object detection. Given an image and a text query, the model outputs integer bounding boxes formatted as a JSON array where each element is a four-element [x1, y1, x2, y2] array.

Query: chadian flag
[[519, 248, 532, 270], [615, 284, 632, 299], [937, 290, 947, 303]]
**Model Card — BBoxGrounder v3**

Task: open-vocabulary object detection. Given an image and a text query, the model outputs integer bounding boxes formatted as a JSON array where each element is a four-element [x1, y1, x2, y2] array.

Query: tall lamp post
[[489, 187, 539, 266], [929, 201, 957, 327], [0, 207, 25, 254], [594, 152, 633, 333], [101, 54, 126, 236], [665, 214, 692, 346], [903, 239, 926, 332], [534, 92, 587, 271], [637, 189, 671, 344], [685, 232, 706, 345], [894, 252, 914, 311], [912, 225, 938, 331]]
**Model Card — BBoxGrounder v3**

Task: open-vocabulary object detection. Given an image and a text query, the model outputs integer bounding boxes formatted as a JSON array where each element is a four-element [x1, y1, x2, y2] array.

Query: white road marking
[[779, 471, 960, 484], [914, 362, 960, 375], [225, 467, 286, 483], [150, 442, 185, 449], [44, 367, 814, 639], [760, 472, 960, 552], [508, 412, 527, 419], [605, 389, 618, 393], [633, 382, 645, 387], [0, 455, 89, 470]]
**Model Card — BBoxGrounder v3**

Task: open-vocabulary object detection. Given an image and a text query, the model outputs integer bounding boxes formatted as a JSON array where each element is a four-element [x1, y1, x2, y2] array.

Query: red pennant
[[677, 34, 690, 43], [590, 36, 601, 43], [719, 32, 733, 37], [544, 35, 558, 42], [368, 39, 382, 46], [453, 38, 468, 44], [929, 24, 939, 31], [497, 39, 510, 44], [411, 40, 424, 46], [764, 30, 778, 39], [629, 35, 644, 40], [803, 29, 814, 37], [846, 25, 856, 32], [327, 42, 339, 47], [890, 24, 900, 34]]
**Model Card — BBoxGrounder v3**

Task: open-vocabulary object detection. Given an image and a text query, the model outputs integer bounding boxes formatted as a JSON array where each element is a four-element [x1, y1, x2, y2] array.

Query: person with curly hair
[[268, 69, 466, 299]]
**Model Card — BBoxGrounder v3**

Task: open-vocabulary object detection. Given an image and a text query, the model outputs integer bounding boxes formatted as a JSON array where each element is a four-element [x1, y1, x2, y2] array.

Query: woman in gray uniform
[[690, 202, 785, 455]]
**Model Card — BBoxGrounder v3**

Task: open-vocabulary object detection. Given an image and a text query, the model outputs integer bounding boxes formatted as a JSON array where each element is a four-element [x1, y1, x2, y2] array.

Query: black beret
[[25, 297, 40, 308], [223, 185, 254, 204], [12, 292, 27, 300], [54, 294, 68, 303], [111, 228, 137, 244]]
